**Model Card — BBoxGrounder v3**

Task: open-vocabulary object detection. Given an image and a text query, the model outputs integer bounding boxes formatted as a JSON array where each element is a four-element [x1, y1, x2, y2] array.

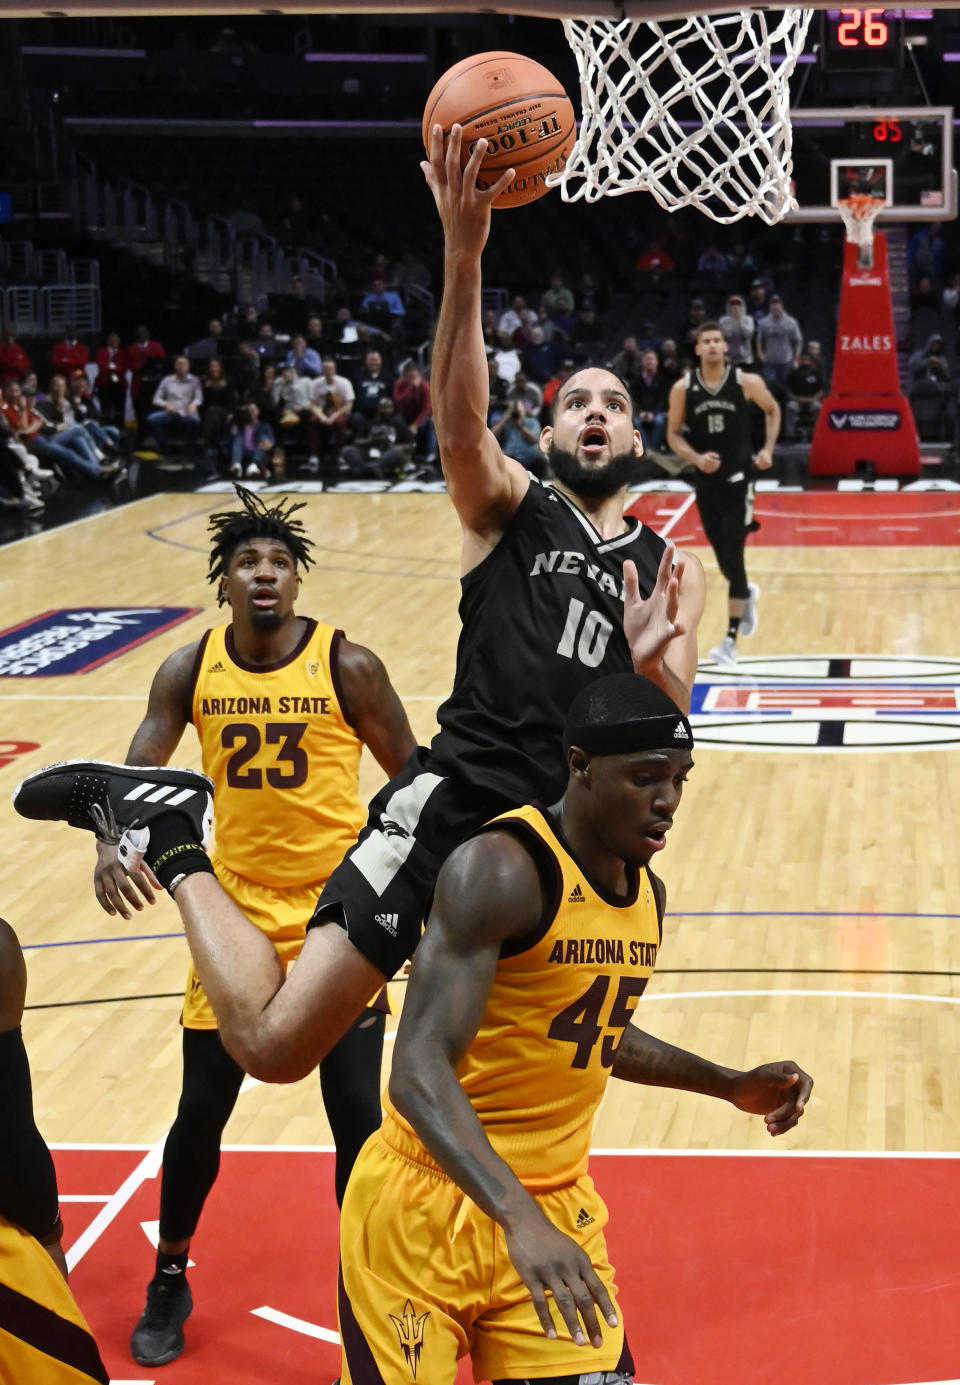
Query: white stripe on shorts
[[350, 771, 444, 897]]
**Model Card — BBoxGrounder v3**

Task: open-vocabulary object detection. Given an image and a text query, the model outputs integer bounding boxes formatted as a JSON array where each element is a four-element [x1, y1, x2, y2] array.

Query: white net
[[554, 9, 814, 225], [837, 194, 885, 268]]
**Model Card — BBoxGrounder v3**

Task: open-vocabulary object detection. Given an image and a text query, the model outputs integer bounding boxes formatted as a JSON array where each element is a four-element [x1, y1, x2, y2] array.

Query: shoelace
[[89, 799, 141, 845]]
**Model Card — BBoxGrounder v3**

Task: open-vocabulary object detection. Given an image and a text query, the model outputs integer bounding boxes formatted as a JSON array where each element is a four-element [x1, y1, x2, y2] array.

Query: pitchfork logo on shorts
[[389, 1299, 430, 1378], [691, 655, 960, 751], [0, 607, 200, 676]]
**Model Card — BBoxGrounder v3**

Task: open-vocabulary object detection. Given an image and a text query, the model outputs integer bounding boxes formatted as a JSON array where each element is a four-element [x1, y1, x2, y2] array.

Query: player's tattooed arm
[[622, 545, 705, 714], [389, 833, 618, 1350], [611, 1027, 813, 1137], [93, 642, 197, 919], [336, 639, 417, 777]]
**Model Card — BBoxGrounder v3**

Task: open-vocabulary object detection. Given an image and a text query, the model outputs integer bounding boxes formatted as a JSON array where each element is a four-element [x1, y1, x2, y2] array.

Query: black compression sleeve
[[0, 1027, 61, 1240]]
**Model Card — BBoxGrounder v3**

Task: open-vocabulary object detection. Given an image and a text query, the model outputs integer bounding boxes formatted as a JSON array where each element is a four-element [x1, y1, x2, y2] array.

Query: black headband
[[565, 711, 694, 755]]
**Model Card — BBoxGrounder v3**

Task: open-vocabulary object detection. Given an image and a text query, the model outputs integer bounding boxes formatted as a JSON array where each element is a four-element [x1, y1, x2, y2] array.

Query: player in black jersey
[[667, 322, 780, 667], [14, 127, 705, 1087]]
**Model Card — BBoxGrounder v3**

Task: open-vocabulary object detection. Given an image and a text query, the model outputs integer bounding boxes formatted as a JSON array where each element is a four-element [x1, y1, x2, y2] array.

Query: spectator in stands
[[635, 321, 662, 354], [233, 340, 263, 398], [678, 299, 710, 361], [492, 330, 522, 386], [199, 358, 237, 468], [2, 379, 114, 482], [697, 243, 730, 277], [146, 355, 203, 453], [719, 295, 755, 365], [783, 350, 825, 442], [908, 223, 945, 286], [229, 401, 275, 480], [569, 301, 607, 359], [247, 363, 279, 425], [610, 335, 644, 393], [305, 315, 327, 357], [0, 409, 49, 511], [306, 355, 355, 478], [128, 325, 167, 441], [360, 278, 406, 342], [908, 333, 951, 385], [748, 278, 771, 320], [94, 330, 129, 427], [634, 235, 674, 278], [497, 296, 533, 340], [186, 319, 224, 365], [0, 331, 30, 385], [486, 357, 511, 424], [285, 333, 322, 379], [658, 338, 682, 384], [363, 253, 394, 291], [539, 271, 576, 326], [257, 323, 279, 362], [756, 296, 802, 392], [942, 271, 960, 314], [491, 398, 543, 472], [66, 370, 122, 454], [36, 375, 113, 470], [541, 356, 576, 415], [339, 395, 415, 480], [805, 339, 828, 378], [392, 359, 434, 461], [354, 349, 393, 421], [507, 372, 543, 419], [633, 349, 670, 452], [50, 329, 89, 376], [910, 275, 940, 312], [238, 304, 264, 341], [270, 363, 310, 450], [271, 276, 323, 335], [520, 324, 556, 385], [576, 271, 607, 313], [20, 372, 42, 406]]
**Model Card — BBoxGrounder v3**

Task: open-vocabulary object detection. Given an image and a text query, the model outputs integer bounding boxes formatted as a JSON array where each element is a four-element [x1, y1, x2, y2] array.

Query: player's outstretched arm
[[622, 546, 705, 714], [420, 123, 530, 547], [611, 1026, 812, 1137], [94, 643, 195, 919], [336, 639, 417, 777], [389, 834, 618, 1350]]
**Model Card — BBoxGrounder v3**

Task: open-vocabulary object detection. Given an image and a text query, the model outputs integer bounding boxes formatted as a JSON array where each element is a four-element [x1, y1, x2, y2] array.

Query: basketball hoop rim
[[837, 193, 886, 219]]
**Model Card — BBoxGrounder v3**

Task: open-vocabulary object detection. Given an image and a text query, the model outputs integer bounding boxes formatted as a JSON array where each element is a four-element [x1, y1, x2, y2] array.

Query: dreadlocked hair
[[208, 484, 315, 605]]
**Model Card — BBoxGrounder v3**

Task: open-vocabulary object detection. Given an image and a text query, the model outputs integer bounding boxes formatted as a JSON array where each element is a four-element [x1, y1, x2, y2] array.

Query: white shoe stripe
[[142, 784, 176, 803], [165, 787, 197, 806], [123, 783, 154, 801]]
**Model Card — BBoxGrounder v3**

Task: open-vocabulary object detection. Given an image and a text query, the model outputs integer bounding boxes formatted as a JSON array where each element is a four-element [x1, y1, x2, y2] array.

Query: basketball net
[[837, 194, 885, 269], [553, 9, 813, 225]]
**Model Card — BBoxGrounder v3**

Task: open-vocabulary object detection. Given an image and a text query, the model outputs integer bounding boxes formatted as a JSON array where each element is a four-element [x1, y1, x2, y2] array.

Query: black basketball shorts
[[307, 747, 515, 978]]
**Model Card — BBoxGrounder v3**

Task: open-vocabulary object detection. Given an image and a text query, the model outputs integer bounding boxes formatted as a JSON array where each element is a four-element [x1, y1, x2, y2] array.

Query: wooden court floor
[[2, 488, 960, 1161]]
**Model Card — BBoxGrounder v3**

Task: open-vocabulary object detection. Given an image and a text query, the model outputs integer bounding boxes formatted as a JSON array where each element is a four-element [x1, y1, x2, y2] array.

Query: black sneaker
[[12, 760, 213, 871], [130, 1276, 193, 1366]]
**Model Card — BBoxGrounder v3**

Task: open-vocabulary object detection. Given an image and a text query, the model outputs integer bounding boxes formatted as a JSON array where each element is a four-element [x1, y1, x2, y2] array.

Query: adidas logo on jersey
[[567, 883, 585, 903], [375, 912, 399, 937], [207, 661, 226, 673], [122, 781, 200, 807], [673, 722, 689, 740], [575, 1208, 595, 1229]]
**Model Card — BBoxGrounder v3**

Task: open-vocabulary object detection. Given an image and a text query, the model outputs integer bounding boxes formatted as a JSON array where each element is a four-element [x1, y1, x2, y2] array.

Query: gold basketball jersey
[[384, 803, 662, 1191], [191, 619, 365, 887]]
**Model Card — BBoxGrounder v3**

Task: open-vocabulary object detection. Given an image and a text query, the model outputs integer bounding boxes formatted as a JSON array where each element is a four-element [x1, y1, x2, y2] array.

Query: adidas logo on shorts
[[575, 1207, 595, 1228], [567, 883, 585, 904], [375, 912, 399, 937]]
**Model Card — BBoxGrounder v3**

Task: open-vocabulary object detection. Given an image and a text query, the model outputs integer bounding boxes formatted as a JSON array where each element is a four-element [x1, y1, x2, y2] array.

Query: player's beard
[[249, 607, 284, 631], [547, 444, 641, 499]]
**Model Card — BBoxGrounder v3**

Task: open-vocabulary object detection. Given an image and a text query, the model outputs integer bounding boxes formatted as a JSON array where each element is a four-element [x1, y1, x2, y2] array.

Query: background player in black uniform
[[667, 322, 780, 667], [14, 127, 705, 1090]]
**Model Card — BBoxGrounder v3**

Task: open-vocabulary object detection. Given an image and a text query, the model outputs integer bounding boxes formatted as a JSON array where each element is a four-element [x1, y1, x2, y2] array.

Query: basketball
[[422, 51, 576, 210]]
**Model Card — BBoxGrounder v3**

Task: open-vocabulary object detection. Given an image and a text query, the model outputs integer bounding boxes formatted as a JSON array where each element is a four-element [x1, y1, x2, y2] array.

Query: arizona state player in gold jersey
[[0, 917, 109, 1384], [337, 675, 812, 1385], [91, 487, 415, 1369]]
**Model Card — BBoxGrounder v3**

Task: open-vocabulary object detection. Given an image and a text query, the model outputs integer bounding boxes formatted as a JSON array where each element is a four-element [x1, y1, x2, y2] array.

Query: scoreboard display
[[820, 9, 905, 71]]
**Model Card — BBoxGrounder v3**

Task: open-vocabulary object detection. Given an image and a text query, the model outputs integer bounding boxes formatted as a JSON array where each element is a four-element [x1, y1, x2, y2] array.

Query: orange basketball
[[422, 51, 576, 210]]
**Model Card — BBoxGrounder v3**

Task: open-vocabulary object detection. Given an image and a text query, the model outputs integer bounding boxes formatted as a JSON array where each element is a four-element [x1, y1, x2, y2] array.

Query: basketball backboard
[[787, 105, 956, 221]]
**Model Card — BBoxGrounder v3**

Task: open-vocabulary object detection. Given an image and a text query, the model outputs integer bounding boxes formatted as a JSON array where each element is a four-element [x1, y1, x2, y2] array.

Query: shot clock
[[821, 9, 905, 70]]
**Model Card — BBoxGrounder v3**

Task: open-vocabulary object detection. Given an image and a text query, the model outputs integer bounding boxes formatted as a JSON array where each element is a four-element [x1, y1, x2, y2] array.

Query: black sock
[[727, 616, 741, 641], [145, 813, 215, 895], [154, 1249, 189, 1284]]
